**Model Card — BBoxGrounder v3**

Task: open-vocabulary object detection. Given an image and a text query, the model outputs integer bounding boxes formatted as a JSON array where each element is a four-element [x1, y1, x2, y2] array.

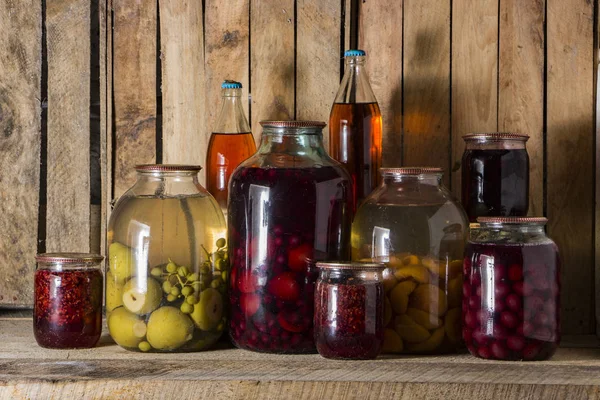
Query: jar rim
[[316, 261, 386, 270], [463, 132, 529, 142], [260, 120, 326, 129], [380, 167, 443, 176], [477, 217, 548, 226], [135, 164, 203, 172], [36, 253, 104, 264]]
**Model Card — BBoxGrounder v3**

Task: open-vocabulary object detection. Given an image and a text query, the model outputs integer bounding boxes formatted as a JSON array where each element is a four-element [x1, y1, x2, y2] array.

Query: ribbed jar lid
[[316, 261, 386, 270], [36, 253, 104, 263], [135, 164, 203, 172], [463, 132, 529, 142], [477, 217, 548, 225], [260, 121, 326, 129], [381, 167, 443, 175]]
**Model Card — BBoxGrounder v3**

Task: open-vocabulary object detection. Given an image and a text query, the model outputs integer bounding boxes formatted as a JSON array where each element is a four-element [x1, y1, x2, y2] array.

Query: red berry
[[268, 272, 300, 301], [240, 293, 261, 317], [490, 341, 508, 359], [507, 264, 523, 281], [277, 311, 310, 333], [238, 272, 258, 293], [506, 335, 525, 351], [464, 310, 478, 328], [468, 296, 480, 310], [477, 346, 491, 359], [500, 311, 519, 329], [463, 327, 473, 344], [472, 330, 490, 346], [494, 264, 507, 281], [512, 281, 523, 295], [505, 293, 522, 312], [287, 243, 313, 272], [494, 282, 511, 297]]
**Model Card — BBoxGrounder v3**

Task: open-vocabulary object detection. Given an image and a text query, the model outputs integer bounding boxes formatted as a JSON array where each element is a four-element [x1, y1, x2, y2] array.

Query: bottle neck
[[213, 88, 251, 134], [334, 56, 378, 104], [133, 171, 202, 196]]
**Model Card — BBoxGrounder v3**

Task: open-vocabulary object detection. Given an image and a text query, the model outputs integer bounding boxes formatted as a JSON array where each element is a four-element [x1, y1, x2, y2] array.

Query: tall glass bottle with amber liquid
[[329, 49, 382, 209], [206, 81, 256, 218]]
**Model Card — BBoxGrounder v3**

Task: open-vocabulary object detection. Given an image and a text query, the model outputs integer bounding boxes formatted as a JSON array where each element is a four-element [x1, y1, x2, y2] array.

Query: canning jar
[[106, 165, 227, 352], [228, 121, 354, 353], [34, 253, 104, 349], [351, 167, 469, 354], [463, 217, 560, 361], [461, 133, 529, 222], [314, 262, 386, 359]]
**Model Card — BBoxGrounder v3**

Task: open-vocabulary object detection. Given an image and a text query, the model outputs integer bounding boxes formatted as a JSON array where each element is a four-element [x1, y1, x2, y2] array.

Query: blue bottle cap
[[221, 80, 242, 89], [344, 49, 366, 57]]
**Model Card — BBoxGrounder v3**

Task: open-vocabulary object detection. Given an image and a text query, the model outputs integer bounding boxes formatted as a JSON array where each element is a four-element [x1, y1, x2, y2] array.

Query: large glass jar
[[351, 167, 468, 354], [106, 165, 228, 353], [461, 133, 529, 222], [464, 217, 560, 361], [228, 121, 354, 354]]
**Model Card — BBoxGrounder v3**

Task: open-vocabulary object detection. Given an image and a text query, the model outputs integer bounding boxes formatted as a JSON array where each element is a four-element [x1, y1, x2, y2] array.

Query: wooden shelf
[[1, 318, 600, 399]]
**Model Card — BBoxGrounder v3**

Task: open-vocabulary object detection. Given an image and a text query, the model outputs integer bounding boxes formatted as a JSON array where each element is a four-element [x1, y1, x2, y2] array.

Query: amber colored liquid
[[206, 132, 256, 215], [329, 102, 382, 208]]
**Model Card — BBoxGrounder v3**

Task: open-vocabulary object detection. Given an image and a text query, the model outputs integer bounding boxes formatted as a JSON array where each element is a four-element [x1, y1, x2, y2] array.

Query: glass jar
[[464, 217, 560, 361], [106, 165, 228, 352], [351, 167, 469, 354], [228, 121, 354, 354], [34, 253, 104, 349], [461, 133, 530, 222], [314, 262, 386, 359]]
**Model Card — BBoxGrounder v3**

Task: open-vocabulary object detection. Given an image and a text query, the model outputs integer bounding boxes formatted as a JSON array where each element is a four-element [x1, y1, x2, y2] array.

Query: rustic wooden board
[[402, 0, 451, 184], [250, 0, 295, 138], [450, 0, 499, 194], [45, 0, 91, 252], [112, 0, 157, 198], [358, 0, 403, 167], [296, 0, 342, 150], [99, 0, 111, 258], [498, 0, 545, 217], [547, 0, 595, 334], [0, 0, 41, 306], [159, 0, 206, 175], [596, 0, 600, 338]]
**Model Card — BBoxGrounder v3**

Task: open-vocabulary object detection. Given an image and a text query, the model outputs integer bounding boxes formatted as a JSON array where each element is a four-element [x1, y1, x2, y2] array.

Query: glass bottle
[[228, 121, 354, 354], [464, 217, 560, 361], [351, 167, 469, 354], [206, 80, 257, 218], [329, 49, 382, 209], [106, 165, 228, 352]]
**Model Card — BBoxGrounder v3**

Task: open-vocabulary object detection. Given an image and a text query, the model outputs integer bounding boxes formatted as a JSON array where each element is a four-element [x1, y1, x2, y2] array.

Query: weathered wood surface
[[0, 0, 42, 306]]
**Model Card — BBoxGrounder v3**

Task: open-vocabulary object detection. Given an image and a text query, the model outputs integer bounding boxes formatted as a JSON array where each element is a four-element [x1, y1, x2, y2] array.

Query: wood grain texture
[[403, 0, 451, 184], [451, 0, 498, 194], [498, 0, 545, 217], [358, 0, 402, 167], [159, 0, 206, 175], [45, 0, 91, 252], [547, 0, 594, 334], [250, 0, 295, 138], [296, 0, 342, 150], [112, 0, 157, 198], [596, 0, 600, 338], [99, 0, 111, 258], [0, 0, 41, 306]]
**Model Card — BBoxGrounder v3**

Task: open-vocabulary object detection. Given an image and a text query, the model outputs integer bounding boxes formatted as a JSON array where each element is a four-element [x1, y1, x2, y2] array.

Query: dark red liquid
[[315, 278, 383, 359], [463, 242, 560, 361], [34, 269, 103, 349], [461, 149, 529, 222], [227, 166, 353, 353]]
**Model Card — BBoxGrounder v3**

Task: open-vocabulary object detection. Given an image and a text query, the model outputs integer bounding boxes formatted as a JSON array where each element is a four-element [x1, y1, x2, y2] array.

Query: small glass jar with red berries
[[34, 253, 104, 349], [463, 217, 560, 361], [314, 262, 386, 359]]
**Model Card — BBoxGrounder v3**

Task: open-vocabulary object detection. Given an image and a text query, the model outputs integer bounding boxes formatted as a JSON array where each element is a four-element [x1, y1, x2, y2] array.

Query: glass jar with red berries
[[227, 121, 354, 353], [34, 253, 104, 349], [463, 217, 560, 361]]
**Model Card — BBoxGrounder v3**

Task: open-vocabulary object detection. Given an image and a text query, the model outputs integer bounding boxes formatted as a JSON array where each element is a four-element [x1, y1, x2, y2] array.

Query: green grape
[[221, 270, 228, 282], [210, 278, 222, 289], [150, 267, 163, 277], [138, 341, 152, 352], [177, 266, 189, 277], [216, 238, 226, 248], [192, 282, 202, 292], [187, 273, 199, 282], [162, 281, 173, 294], [170, 287, 180, 297], [200, 264, 211, 275], [166, 261, 177, 273], [180, 302, 193, 314], [166, 294, 177, 302], [222, 252, 229, 261], [186, 295, 197, 305], [216, 259, 226, 271], [181, 286, 193, 296]]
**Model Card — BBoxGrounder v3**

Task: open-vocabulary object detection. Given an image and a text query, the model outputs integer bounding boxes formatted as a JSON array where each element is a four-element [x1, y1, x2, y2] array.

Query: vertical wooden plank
[[159, 0, 206, 175], [250, 0, 295, 138], [547, 0, 594, 334], [113, 1, 157, 198], [596, 0, 600, 338], [498, 0, 545, 217], [358, 0, 402, 167], [296, 0, 342, 150], [403, 0, 451, 184], [451, 0, 498, 195], [0, 0, 41, 306], [99, 0, 111, 258], [45, 0, 91, 252], [205, 0, 250, 136]]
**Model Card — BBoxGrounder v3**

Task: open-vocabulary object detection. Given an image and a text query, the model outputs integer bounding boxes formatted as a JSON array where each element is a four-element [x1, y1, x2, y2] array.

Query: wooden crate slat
[[112, 0, 157, 198], [596, 0, 600, 338], [547, 0, 594, 334], [358, 0, 403, 167], [45, 0, 91, 252], [99, 0, 111, 258], [296, 0, 343, 150], [250, 0, 295, 137], [0, 0, 42, 306], [450, 0, 499, 195], [403, 0, 451, 185], [159, 0, 206, 175], [498, 0, 545, 217]]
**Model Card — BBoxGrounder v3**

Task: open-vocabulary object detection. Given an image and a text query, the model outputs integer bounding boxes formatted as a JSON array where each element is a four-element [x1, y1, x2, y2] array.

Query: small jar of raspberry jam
[[314, 262, 386, 359], [463, 217, 560, 361], [34, 253, 104, 349]]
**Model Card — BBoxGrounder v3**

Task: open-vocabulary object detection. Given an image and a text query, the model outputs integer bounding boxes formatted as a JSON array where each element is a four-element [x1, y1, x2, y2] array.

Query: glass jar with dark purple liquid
[[463, 217, 560, 361], [228, 121, 353, 354], [461, 133, 529, 222]]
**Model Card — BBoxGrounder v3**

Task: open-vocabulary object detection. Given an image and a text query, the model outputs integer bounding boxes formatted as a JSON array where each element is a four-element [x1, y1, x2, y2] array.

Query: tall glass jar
[[464, 217, 560, 361], [106, 165, 228, 352], [228, 121, 354, 354], [351, 167, 469, 354], [461, 133, 529, 222]]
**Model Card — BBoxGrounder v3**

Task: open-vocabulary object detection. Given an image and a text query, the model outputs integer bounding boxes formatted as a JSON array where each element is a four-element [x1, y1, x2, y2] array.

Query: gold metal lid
[[316, 261, 386, 270], [35, 253, 104, 264], [260, 120, 327, 129], [463, 132, 529, 142], [477, 217, 548, 225], [380, 167, 443, 175], [135, 164, 203, 172]]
